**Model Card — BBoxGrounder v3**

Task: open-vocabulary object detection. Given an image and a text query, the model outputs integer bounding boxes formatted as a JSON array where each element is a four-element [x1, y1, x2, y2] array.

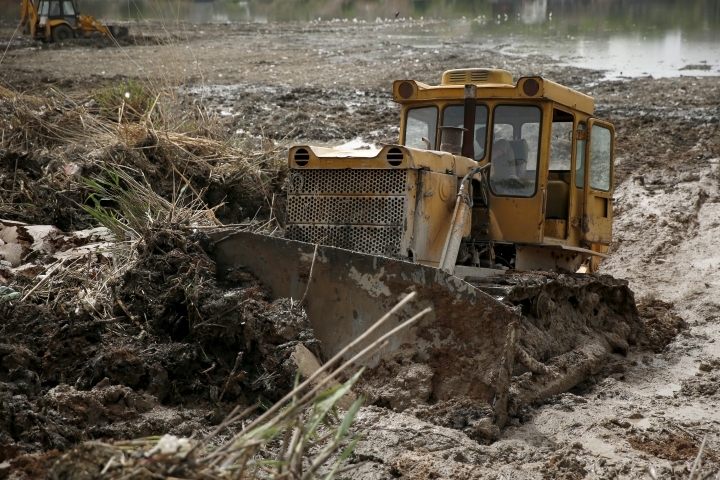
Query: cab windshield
[[441, 104, 489, 160], [488, 105, 542, 198]]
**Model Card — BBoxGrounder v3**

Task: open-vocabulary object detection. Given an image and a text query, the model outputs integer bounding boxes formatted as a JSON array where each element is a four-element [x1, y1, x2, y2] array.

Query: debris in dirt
[[628, 431, 718, 463], [0, 225, 322, 461], [0, 219, 111, 271], [412, 397, 500, 443], [46, 442, 119, 480], [680, 370, 720, 397], [358, 347, 433, 412], [637, 300, 688, 352], [540, 447, 588, 480]]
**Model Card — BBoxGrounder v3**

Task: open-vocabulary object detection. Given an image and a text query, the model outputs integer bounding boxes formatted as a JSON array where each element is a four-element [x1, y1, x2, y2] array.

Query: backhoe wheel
[[51, 25, 73, 43]]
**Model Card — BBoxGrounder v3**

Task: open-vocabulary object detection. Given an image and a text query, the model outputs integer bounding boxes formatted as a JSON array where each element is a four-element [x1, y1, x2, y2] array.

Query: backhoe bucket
[[211, 231, 518, 423]]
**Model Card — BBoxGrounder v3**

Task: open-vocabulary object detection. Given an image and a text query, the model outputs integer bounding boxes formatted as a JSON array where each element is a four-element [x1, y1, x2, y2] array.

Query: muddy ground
[[1, 17, 720, 479]]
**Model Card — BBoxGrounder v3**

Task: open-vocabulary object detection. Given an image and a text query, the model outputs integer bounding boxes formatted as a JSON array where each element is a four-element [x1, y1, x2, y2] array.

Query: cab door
[[582, 119, 615, 244]]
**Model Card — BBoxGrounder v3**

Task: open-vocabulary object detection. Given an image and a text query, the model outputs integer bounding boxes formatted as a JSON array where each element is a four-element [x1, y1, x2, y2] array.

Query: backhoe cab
[[286, 68, 614, 276], [20, 0, 127, 43]]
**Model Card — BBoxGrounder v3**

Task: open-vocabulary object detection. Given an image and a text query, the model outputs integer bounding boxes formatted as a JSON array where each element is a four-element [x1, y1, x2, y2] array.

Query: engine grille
[[286, 169, 408, 255], [286, 224, 403, 256], [287, 195, 405, 225], [288, 169, 407, 195]]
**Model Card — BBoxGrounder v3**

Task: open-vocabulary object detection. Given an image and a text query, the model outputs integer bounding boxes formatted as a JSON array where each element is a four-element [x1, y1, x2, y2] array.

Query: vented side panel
[[449, 72, 466, 83], [286, 224, 403, 255], [287, 196, 405, 225], [288, 169, 407, 195], [470, 71, 489, 82]]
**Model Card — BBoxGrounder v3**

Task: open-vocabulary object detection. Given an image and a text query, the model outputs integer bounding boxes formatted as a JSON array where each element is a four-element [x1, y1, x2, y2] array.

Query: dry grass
[[0, 84, 288, 229]]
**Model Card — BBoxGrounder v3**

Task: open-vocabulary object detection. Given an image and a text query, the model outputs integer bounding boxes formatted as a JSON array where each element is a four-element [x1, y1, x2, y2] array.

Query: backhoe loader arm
[[77, 14, 111, 36], [20, 0, 37, 26]]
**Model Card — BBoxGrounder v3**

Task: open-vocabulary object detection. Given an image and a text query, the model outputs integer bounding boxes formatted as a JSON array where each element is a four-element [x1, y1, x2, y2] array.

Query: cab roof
[[393, 68, 594, 115]]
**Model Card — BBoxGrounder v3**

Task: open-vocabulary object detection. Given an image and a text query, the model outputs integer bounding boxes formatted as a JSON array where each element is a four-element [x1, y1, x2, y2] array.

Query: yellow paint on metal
[[393, 71, 594, 115]]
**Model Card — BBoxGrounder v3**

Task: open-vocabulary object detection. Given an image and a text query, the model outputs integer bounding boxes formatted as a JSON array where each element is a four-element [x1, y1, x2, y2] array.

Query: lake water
[[3, 0, 719, 79]]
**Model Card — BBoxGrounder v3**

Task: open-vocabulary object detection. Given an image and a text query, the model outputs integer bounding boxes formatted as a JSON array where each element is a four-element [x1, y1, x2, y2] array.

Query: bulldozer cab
[[395, 69, 615, 272]]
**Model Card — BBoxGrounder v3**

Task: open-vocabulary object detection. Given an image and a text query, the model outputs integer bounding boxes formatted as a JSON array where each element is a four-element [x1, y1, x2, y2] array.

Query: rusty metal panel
[[543, 219, 567, 239], [410, 170, 459, 266], [516, 244, 583, 271]]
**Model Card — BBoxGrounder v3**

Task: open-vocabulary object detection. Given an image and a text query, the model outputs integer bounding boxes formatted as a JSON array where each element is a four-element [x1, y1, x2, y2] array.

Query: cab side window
[[49, 1, 61, 16], [63, 1, 76, 14], [575, 123, 587, 188], [404, 106, 438, 150], [589, 125, 612, 191], [550, 110, 573, 171]]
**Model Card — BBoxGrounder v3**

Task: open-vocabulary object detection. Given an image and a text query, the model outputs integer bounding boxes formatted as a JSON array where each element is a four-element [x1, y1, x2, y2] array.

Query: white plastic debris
[[147, 434, 192, 457]]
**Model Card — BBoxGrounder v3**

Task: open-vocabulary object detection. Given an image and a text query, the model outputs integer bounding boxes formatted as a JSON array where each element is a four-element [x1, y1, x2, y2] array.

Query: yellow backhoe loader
[[20, 0, 128, 43], [212, 70, 639, 434]]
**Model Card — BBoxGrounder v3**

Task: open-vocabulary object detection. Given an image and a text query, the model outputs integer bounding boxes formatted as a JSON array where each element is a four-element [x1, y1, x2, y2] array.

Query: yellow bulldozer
[[212, 69, 639, 434], [20, 0, 128, 43]]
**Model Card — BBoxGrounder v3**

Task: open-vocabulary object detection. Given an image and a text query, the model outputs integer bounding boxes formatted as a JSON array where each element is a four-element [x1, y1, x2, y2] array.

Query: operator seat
[[508, 139, 529, 178], [490, 139, 524, 194]]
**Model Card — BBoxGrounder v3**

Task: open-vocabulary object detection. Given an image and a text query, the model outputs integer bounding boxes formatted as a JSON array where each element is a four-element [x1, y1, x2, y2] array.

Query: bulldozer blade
[[211, 230, 519, 423]]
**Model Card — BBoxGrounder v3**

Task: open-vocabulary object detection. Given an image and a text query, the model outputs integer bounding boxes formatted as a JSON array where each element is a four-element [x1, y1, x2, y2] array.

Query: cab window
[[549, 110, 573, 171], [575, 123, 587, 188], [589, 124, 612, 191], [49, 1, 61, 16], [489, 105, 541, 197], [403, 106, 437, 151], [441, 104, 489, 160]]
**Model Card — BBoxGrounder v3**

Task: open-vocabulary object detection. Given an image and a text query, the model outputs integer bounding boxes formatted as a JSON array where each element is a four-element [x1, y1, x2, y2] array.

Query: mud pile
[[355, 272, 686, 445], [0, 225, 321, 472]]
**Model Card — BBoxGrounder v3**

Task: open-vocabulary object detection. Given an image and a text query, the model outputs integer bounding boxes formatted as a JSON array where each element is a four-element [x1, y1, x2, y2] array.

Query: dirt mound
[[113, 229, 322, 403], [0, 227, 321, 465]]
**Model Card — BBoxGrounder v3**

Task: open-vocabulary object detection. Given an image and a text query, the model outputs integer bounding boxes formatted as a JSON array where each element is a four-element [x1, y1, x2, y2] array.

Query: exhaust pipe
[[461, 84, 477, 159]]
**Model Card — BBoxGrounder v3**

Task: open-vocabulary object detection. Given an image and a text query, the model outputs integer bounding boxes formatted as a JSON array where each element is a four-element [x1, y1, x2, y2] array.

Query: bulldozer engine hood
[[288, 144, 478, 177]]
